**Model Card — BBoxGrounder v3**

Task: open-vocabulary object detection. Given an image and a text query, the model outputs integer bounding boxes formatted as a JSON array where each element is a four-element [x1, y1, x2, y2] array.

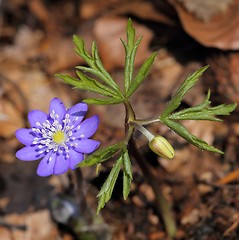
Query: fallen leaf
[[0, 210, 59, 240], [111, 0, 175, 25], [93, 16, 153, 71], [206, 52, 239, 103], [0, 99, 24, 138], [176, 0, 233, 22], [170, 0, 239, 50]]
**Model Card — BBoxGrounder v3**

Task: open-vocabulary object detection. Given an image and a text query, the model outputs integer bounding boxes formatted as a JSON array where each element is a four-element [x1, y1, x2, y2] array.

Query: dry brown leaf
[[93, 16, 153, 71], [38, 35, 85, 74], [0, 210, 59, 240], [0, 99, 24, 138], [80, 0, 175, 25], [176, 0, 234, 22], [181, 209, 200, 225], [139, 183, 155, 202], [170, 0, 239, 50], [80, 0, 125, 19], [111, 0, 175, 25], [1, 25, 86, 74], [206, 52, 239, 103], [1, 26, 44, 64]]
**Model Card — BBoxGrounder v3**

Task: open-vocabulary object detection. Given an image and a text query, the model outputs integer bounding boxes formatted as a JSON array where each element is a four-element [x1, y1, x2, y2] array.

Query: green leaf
[[83, 97, 125, 105], [97, 157, 123, 214], [168, 91, 237, 121], [77, 143, 124, 167], [73, 35, 122, 95], [122, 19, 143, 93], [123, 37, 142, 93], [160, 66, 209, 119], [162, 118, 223, 154], [76, 71, 119, 97], [91, 41, 120, 91], [126, 19, 135, 51], [126, 52, 157, 98], [122, 150, 132, 200], [171, 90, 211, 117], [123, 171, 131, 201], [56, 73, 118, 98], [122, 150, 132, 180], [73, 35, 92, 61]]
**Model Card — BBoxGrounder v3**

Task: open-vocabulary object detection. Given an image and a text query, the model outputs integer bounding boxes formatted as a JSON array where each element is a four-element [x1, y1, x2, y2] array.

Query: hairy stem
[[132, 118, 161, 126], [124, 100, 176, 237], [128, 138, 177, 238], [124, 100, 135, 144]]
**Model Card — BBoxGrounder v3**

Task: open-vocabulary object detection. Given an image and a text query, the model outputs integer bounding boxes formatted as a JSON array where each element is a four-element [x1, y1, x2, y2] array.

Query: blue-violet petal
[[67, 102, 88, 126], [74, 139, 100, 154], [68, 150, 84, 170], [53, 154, 69, 175], [16, 145, 45, 161], [28, 110, 47, 128], [15, 128, 35, 145], [49, 98, 66, 121], [37, 152, 56, 177], [73, 115, 99, 139]]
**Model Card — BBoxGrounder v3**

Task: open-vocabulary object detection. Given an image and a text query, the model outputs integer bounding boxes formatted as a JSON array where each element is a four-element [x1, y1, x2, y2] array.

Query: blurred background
[[0, 0, 239, 239]]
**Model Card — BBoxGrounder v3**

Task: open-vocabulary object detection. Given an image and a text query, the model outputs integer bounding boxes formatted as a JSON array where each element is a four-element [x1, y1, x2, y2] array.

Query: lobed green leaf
[[126, 19, 135, 51], [56, 73, 117, 98], [168, 90, 237, 121], [162, 118, 223, 154], [78, 143, 124, 167], [73, 35, 122, 96], [76, 71, 119, 97], [126, 52, 157, 98], [91, 41, 120, 92], [123, 19, 143, 93], [160, 66, 209, 119], [73, 35, 92, 63], [122, 150, 132, 200], [97, 157, 123, 214], [83, 97, 125, 105]]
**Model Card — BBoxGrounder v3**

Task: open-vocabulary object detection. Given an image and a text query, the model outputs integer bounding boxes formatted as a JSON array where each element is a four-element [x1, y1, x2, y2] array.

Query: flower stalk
[[128, 138, 177, 238], [124, 101, 177, 237]]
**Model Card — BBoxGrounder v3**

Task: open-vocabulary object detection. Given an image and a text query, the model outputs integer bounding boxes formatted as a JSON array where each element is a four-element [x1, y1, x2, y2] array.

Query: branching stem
[[128, 138, 177, 238], [124, 100, 177, 238]]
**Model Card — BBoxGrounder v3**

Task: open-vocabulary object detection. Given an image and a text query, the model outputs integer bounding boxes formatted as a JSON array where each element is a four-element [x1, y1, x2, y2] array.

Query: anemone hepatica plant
[[55, 19, 237, 237], [16, 98, 100, 176], [16, 19, 237, 237]]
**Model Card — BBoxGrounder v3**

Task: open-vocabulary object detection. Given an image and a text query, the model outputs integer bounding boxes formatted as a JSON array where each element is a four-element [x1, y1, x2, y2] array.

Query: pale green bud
[[149, 136, 174, 159]]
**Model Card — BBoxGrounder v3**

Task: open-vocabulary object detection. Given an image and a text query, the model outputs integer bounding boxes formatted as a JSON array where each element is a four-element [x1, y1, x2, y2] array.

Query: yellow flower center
[[52, 131, 65, 144]]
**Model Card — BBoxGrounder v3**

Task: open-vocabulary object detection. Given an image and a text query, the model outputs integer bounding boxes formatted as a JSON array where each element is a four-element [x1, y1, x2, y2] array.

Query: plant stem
[[128, 138, 177, 238], [132, 118, 161, 126], [124, 100, 176, 237], [131, 122, 154, 141], [124, 100, 135, 144]]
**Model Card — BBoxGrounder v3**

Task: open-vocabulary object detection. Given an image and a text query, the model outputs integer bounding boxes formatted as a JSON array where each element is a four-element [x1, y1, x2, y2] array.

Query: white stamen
[[30, 111, 78, 155]]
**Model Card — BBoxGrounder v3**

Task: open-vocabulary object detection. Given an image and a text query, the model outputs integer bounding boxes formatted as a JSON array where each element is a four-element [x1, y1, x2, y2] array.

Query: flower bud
[[149, 136, 174, 159]]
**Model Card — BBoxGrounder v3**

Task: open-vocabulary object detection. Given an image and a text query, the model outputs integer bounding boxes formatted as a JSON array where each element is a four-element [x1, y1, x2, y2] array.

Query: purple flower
[[15, 98, 100, 177]]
